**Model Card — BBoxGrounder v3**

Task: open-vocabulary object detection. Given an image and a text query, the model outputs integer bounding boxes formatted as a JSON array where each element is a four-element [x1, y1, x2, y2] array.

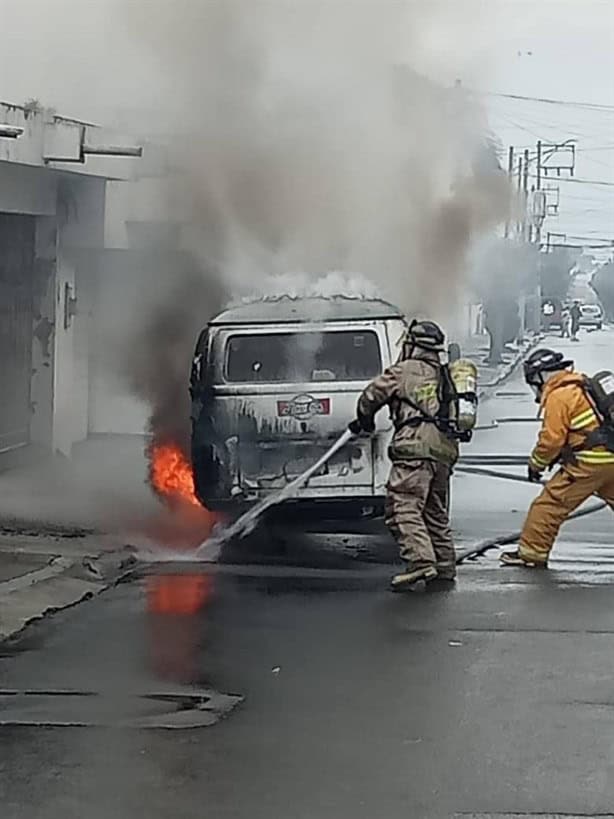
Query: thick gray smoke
[[111, 0, 511, 456], [1, 0, 512, 470], [128, 1, 509, 311]]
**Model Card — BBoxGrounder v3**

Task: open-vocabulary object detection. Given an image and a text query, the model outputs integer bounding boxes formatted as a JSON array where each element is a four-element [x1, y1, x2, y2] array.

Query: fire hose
[[457, 454, 527, 466], [194, 439, 526, 560], [454, 464, 608, 564], [196, 429, 354, 560], [195, 434, 608, 565]]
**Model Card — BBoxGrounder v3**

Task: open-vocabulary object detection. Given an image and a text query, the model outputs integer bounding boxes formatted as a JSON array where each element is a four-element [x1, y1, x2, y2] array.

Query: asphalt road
[[1, 329, 613, 819]]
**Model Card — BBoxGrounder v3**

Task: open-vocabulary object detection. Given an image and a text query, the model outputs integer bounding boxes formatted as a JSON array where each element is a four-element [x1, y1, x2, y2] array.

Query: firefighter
[[349, 319, 459, 591], [501, 348, 614, 567]]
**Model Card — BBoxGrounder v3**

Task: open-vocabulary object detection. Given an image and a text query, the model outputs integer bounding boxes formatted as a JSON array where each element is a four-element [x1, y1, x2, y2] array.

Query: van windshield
[[225, 331, 381, 383]]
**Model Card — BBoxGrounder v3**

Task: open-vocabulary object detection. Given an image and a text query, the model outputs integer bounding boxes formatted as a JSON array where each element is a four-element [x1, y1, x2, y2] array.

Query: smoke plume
[[126, 1, 509, 306], [2, 0, 512, 469], [109, 0, 510, 455]]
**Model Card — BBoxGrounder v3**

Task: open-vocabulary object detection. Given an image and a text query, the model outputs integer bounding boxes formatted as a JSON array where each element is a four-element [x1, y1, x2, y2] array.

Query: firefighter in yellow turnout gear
[[501, 349, 614, 568]]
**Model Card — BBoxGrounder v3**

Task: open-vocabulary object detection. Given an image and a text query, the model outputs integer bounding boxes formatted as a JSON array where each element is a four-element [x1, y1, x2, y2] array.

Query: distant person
[[560, 305, 571, 338], [570, 300, 582, 342]]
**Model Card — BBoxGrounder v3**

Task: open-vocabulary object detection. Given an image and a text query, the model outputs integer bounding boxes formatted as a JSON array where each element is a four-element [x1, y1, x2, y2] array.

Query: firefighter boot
[[390, 565, 438, 591], [499, 549, 548, 568]]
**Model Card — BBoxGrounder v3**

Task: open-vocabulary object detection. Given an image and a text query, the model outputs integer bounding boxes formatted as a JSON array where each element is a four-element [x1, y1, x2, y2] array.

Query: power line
[[559, 192, 614, 202], [547, 243, 614, 250], [489, 104, 603, 141], [568, 232, 614, 240], [529, 174, 614, 188], [489, 110, 545, 141], [485, 91, 614, 113], [581, 154, 614, 171]]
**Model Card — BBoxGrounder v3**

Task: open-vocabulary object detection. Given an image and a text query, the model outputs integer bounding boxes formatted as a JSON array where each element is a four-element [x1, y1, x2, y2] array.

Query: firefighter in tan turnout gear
[[501, 348, 614, 568], [350, 320, 470, 591]]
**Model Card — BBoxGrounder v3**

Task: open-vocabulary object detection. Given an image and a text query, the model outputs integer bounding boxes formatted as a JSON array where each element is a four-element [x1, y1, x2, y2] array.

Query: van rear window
[[225, 331, 381, 383]]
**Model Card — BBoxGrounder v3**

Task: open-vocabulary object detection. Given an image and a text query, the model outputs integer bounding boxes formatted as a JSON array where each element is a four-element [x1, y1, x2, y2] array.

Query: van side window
[[225, 331, 381, 383]]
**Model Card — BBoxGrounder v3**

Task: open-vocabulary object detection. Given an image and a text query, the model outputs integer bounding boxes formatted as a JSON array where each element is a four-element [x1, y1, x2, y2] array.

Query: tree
[[539, 248, 573, 306], [592, 260, 614, 319], [473, 240, 536, 364]]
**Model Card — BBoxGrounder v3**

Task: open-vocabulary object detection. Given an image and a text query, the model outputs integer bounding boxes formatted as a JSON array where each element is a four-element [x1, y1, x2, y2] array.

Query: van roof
[[209, 295, 405, 326]]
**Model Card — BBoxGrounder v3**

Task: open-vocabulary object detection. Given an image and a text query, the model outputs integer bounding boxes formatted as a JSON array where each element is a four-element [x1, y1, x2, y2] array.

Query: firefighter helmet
[[403, 319, 445, 355], [523, 348, 573, 398]]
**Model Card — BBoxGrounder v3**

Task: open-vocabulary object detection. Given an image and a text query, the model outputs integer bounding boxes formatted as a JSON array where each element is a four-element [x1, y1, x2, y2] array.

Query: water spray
[[195, 429, 354, 561]]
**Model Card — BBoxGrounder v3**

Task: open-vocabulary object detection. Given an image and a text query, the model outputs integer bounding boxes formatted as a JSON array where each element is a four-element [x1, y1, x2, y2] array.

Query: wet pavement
[[0, 330, 613, 819]]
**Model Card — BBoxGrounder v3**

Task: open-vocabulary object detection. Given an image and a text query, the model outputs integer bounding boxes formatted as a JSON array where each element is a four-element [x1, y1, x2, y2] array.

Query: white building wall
[[0, 99, 156, 463], [0, 161, 57, 215]]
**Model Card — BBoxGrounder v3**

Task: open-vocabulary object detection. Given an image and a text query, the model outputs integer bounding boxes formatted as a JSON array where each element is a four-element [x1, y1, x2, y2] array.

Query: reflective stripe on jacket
[[356, 350, 459, 466], [530, 370, 614, 468]]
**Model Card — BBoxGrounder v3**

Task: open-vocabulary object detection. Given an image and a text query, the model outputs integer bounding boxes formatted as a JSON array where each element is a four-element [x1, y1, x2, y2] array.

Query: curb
[[0, 557, 73, 595], [0, 547, 137, 644], [478, 335, 540, 397]]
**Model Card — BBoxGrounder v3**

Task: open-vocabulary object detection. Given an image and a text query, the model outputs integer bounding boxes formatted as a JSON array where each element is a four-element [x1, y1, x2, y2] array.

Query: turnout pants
[[384, 460, 455, 579], [519, 461, 614, 563]]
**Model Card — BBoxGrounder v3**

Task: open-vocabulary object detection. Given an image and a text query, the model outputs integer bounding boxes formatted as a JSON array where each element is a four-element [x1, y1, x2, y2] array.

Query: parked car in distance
[[541, 299, 563, 331], [579, 303, 603, 331]]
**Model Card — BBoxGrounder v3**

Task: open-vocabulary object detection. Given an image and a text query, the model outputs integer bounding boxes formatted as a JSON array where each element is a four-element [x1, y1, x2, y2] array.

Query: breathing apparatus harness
[[394, 321, 477, 443], [524, 348, 614, 463]]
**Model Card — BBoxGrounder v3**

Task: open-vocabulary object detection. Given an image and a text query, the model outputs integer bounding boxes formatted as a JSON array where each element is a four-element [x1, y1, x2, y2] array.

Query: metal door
[[0, 214, 35, 452]]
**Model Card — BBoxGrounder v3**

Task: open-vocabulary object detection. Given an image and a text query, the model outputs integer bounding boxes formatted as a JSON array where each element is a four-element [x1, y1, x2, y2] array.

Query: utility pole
[[504, 145, 515, 239], [516, 156, 523, 237], [523, 149, 530, 242], [534, 140, 543, 246], [503, 138, 575, 340]]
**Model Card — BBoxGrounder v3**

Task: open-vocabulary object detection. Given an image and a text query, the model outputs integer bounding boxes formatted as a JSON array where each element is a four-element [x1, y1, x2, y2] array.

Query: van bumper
[[203, 496, 385, 522]]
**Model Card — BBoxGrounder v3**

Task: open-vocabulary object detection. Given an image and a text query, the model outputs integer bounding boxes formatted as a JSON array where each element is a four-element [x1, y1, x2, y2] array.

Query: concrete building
[[0, 100, 148, 462]]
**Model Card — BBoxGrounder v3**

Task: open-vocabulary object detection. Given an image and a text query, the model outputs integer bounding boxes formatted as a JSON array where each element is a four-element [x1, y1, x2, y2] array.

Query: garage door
[[0, 214, 35, 452]]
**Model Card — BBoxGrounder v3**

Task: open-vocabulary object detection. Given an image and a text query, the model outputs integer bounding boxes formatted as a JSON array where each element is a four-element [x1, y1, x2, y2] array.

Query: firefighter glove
[[527, 464, 543, 483], [348, 419, 362, 435], [349, 416, 374, 435]]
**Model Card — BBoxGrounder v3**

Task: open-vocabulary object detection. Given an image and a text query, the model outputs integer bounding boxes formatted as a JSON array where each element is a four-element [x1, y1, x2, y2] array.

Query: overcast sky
[[473, 0, 614, 250], [1, 0, 612, 245]]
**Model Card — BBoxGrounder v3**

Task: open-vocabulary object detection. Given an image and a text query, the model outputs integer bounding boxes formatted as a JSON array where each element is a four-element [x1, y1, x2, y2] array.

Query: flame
[[147, 441, 221, 549], [150, 442, 200, 507]]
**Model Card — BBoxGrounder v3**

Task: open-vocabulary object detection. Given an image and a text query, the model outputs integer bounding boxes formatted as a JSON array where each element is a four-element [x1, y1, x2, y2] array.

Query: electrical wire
[[529, 174, 614, 187], [485, 91, 614, 113]]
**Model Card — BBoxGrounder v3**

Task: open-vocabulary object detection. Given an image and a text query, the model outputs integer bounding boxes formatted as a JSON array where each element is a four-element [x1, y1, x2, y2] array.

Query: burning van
[[189, 296, 408, 519]]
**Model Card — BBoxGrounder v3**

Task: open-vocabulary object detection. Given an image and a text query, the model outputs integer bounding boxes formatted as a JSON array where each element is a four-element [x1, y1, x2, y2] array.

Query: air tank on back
[[448, 358, 478, 437]]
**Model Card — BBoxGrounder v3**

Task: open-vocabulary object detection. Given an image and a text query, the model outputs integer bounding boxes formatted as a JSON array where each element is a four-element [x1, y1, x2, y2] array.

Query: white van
[[189, 295, 408, 520]]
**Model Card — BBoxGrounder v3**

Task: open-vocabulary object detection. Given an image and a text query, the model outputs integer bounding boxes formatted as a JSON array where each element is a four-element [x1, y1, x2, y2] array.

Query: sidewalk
[[464, 333, 538, 392], [0, 436, 149, 642], [0, 532, 136, 641]]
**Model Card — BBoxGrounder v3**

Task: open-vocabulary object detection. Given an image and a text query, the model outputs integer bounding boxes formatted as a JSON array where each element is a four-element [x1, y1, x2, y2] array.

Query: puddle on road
[[0, 687, 242, 728], [0, 572, 244, 729]]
